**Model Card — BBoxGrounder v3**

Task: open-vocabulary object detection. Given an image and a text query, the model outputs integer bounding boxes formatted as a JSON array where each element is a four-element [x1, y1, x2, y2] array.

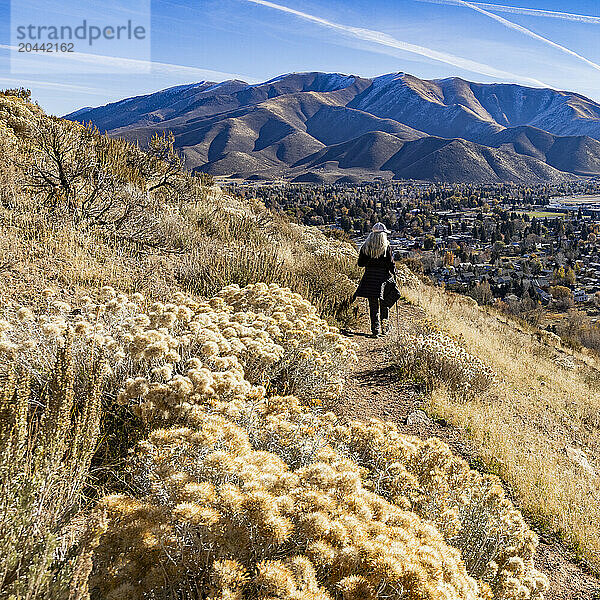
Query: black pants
[[368, 297, 389, 334]]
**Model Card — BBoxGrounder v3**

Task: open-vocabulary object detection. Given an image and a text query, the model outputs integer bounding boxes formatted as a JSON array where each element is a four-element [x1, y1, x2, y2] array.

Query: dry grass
[[0, 193, 359, 327], [398, 276, 600, 568], [0, 194, 359, 331], [0, 92, 359, 323], [0, 92, 362, 598], [0, 346, 105, 599]]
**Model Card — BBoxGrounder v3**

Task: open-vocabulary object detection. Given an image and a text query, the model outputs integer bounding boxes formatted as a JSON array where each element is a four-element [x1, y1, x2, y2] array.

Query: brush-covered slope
[[66, 71, 600, 182], [1, 89, 553, 600], [0, 89, 359, 310], [396, 270, 600, 574]]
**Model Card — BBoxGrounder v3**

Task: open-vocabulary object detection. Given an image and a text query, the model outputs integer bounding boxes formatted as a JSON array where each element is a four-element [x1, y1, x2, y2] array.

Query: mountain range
[[65, 72, 600, 184]]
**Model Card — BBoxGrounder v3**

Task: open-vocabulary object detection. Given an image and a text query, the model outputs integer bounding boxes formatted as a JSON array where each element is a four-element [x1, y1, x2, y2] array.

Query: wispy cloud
[[417, 0, 600, 25], [452, 1, 600, 72], [0, 44, 256, 82], [0, 76, 106, 95], [243, 0, 549, 86]]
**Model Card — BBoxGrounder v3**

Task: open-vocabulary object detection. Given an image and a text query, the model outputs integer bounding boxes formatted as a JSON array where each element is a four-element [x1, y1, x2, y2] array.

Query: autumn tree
[[530, 256, 542, 275], [553, 266, 576, 287], [550, 285, 574, 310], [469, 280, 492, 305]]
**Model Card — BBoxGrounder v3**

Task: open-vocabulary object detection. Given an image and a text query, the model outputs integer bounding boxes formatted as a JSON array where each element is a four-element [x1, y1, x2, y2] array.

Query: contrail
[[454, 0, 600, 72], [416, 0, 600, 25], [244, 0, 549, 86], [0, 44, 256, 82], [0, 76, 106, 95]]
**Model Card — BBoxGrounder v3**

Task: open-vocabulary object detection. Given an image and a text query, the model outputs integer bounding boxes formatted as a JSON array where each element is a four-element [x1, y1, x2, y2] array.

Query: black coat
[[354, 246, 396, 299]]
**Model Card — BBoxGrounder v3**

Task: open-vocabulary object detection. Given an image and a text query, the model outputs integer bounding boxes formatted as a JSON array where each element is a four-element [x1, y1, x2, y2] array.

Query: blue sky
[[0, 0, 599, 115]]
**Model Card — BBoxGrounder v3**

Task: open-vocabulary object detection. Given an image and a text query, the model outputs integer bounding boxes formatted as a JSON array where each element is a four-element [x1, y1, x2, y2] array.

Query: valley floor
[[337, 301, 600, 600]]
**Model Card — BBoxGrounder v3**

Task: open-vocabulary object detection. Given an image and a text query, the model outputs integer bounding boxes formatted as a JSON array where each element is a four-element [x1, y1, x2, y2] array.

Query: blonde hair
[[361, 231, 388, 258]]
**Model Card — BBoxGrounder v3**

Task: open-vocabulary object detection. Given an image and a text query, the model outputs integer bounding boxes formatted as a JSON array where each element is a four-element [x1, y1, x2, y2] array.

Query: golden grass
[[0, 195, 359, 323], [0, 346, 105, 599], [0, 92, 359, 322], [398, 279, 600, 567]]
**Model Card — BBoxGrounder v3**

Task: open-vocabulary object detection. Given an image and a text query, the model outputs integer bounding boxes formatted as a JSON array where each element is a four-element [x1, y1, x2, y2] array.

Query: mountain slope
[[481, 126, 600, 176], [293, 131, 570, 183], [66, 71, 600, 183], [350, 74, 600, 142], [383, 136, 569, 183]]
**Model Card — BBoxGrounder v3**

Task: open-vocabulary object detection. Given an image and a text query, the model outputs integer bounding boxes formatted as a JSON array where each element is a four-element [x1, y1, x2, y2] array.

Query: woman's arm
[[358, 250, 369, 267], [387, 246, 396, 275]]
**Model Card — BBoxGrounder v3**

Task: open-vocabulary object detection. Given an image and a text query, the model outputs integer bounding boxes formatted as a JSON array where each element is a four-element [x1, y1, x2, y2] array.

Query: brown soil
[[336, 302, 600, 600]]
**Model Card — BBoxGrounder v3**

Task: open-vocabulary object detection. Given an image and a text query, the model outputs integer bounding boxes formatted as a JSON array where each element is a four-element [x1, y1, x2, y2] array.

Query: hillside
[[3, 89, 600, 599], [338, 305, 600, 599], [0, 90, 358, 312], [387, 275, 600, 575], [65, 72, 600, 183]]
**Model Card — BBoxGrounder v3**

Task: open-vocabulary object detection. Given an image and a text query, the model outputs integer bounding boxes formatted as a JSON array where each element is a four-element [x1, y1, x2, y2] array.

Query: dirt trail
[[336, 302, 600, 600]]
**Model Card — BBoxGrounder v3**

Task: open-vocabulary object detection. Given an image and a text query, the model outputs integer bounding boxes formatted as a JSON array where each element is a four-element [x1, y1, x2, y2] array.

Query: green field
[[517, 210, 564, 218]]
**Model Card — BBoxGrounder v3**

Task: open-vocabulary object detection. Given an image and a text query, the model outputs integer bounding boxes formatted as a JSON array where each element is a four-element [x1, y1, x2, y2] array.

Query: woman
[[354, 222, 396, 337]]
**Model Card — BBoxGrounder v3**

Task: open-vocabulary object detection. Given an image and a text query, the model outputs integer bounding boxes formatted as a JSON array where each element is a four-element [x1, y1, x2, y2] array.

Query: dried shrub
[[34, 287, 542, 600], [391, 319, 496, 398], [0, 285, 547, 599], [1, 285, 355, 407], [332, 420, 547, 599], [0, 345, 105, 600], [93, 419, 484, 600]]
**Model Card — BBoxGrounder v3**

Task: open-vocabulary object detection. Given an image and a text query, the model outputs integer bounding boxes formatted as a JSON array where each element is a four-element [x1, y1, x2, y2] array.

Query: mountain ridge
[[65, 71, 600, 183]]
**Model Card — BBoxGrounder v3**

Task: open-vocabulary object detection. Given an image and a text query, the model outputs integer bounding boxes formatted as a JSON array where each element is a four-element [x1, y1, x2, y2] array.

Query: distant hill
[[65, 71, 600, 183]]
